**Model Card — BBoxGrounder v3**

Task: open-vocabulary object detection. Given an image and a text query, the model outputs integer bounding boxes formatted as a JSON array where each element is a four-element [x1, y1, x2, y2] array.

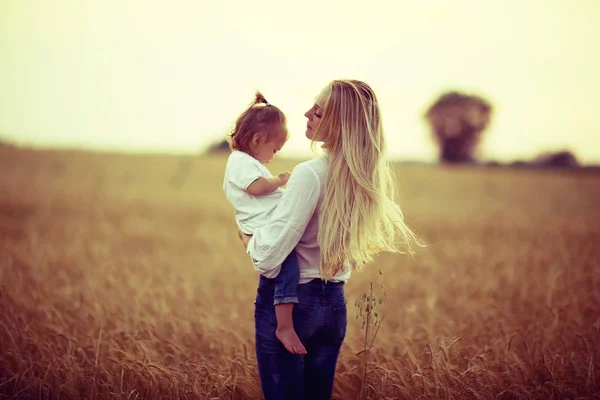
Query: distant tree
[[510, 160, 530, 168], [533, 150, 580, 168], [206, 138, 231, 154], [425, 91, 493, 164]]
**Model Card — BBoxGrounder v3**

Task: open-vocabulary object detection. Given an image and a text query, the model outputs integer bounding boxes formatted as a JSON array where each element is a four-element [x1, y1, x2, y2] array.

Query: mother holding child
[[223, 80, 422, 400]]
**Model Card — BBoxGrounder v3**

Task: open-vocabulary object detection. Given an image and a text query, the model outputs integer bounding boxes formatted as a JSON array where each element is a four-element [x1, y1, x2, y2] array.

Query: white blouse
[[247, 157, 352, 284]]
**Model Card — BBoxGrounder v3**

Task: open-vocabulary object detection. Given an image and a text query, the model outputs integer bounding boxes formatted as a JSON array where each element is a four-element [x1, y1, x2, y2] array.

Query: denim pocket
[[292, 303, 315, 341], [332, 305, 347, 344]]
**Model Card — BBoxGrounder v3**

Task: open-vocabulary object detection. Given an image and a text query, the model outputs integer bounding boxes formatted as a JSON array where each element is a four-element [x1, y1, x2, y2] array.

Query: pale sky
[[1, 0, 599, 163]]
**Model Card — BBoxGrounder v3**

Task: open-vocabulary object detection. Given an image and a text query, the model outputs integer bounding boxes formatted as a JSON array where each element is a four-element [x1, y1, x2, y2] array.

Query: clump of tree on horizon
[[425, 91, 493, 164], [533, 150, 580, 168], [206, 138, 231, 153]]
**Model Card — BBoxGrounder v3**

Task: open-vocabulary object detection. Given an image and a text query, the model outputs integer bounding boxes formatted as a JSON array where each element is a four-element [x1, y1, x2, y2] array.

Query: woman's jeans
[[254, 275, 347, 400], [273, 250, 300, 305]]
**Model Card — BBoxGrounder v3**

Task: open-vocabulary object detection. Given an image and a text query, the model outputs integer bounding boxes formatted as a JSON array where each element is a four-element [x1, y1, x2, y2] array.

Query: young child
[[223, 92, 306, 355]]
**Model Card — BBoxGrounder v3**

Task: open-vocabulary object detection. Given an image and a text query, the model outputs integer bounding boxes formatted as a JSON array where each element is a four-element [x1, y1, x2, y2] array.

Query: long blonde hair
[[314, 80, 424, 280]]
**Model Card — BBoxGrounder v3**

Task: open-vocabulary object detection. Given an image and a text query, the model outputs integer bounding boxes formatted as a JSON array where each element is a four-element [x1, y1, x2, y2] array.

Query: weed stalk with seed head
[[356, 270, 387, 400]]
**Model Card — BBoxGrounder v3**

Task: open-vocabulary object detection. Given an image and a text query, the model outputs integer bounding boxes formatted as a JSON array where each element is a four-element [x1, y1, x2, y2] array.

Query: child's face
[[253, 125, 288, 164]]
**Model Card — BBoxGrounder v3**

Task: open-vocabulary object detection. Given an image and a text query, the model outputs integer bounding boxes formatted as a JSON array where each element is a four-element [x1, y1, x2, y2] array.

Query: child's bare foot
[[274, 303, 306, 354], [276, 327, 307, 355]]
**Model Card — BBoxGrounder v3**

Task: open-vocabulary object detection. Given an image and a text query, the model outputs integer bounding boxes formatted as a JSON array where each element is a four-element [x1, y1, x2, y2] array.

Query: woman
[[240, 80, 422, 400]]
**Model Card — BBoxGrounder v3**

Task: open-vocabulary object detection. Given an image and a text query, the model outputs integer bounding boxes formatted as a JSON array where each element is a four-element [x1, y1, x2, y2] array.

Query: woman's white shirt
[[247, 157, 352, 284]]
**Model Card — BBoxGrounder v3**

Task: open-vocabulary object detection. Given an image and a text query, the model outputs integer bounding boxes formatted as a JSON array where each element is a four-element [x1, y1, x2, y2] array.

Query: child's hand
[[277, 171, 291, 186]]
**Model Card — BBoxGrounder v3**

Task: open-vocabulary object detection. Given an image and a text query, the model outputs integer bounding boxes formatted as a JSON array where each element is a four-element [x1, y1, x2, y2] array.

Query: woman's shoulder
[[291, 157, 328, 184], [295, 157, 328, 173]]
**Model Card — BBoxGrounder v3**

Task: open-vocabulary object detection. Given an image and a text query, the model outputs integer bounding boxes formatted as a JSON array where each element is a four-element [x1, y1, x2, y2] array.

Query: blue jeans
[[273, 250, 300, 305], [254, 275, 347, 400]]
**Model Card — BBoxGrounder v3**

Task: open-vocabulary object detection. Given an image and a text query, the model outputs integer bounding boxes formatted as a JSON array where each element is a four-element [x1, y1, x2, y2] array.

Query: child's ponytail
[[252, 91, 269, 106]]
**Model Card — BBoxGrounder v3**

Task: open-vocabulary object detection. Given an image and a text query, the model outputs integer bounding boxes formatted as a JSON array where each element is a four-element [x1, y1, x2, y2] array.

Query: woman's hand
[[237, 229, 253, 250]]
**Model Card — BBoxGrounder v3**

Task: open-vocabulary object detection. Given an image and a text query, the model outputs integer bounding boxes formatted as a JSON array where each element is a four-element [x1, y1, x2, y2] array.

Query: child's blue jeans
[[273, 250, 300, 305]]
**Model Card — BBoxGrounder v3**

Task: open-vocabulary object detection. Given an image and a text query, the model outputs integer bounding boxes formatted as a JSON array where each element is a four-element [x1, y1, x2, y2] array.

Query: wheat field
[[0, 147, 599, 399]]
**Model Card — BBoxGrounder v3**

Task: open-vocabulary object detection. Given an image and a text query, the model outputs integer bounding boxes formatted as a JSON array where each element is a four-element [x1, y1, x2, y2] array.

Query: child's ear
[[251, 132, 266, 146]]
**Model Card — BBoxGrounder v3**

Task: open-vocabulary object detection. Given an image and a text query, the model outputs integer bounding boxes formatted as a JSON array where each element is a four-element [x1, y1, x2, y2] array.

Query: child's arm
[[246, 172, 290, 196]]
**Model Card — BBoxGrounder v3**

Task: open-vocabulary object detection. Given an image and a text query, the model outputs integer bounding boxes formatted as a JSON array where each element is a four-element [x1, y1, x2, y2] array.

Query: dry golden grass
[[1, 147, 599, 399]]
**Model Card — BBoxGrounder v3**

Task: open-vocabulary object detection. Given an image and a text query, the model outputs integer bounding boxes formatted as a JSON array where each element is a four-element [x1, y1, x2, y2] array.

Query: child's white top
[[223, 150, 282, 234]]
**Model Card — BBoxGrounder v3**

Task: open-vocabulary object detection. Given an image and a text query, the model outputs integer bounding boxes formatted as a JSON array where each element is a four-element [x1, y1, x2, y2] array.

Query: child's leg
[[274, 250, 306, 355]]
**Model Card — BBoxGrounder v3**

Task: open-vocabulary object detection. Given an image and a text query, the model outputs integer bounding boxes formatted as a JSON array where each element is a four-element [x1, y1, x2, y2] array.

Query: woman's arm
[[246, 163, 320, 277]]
